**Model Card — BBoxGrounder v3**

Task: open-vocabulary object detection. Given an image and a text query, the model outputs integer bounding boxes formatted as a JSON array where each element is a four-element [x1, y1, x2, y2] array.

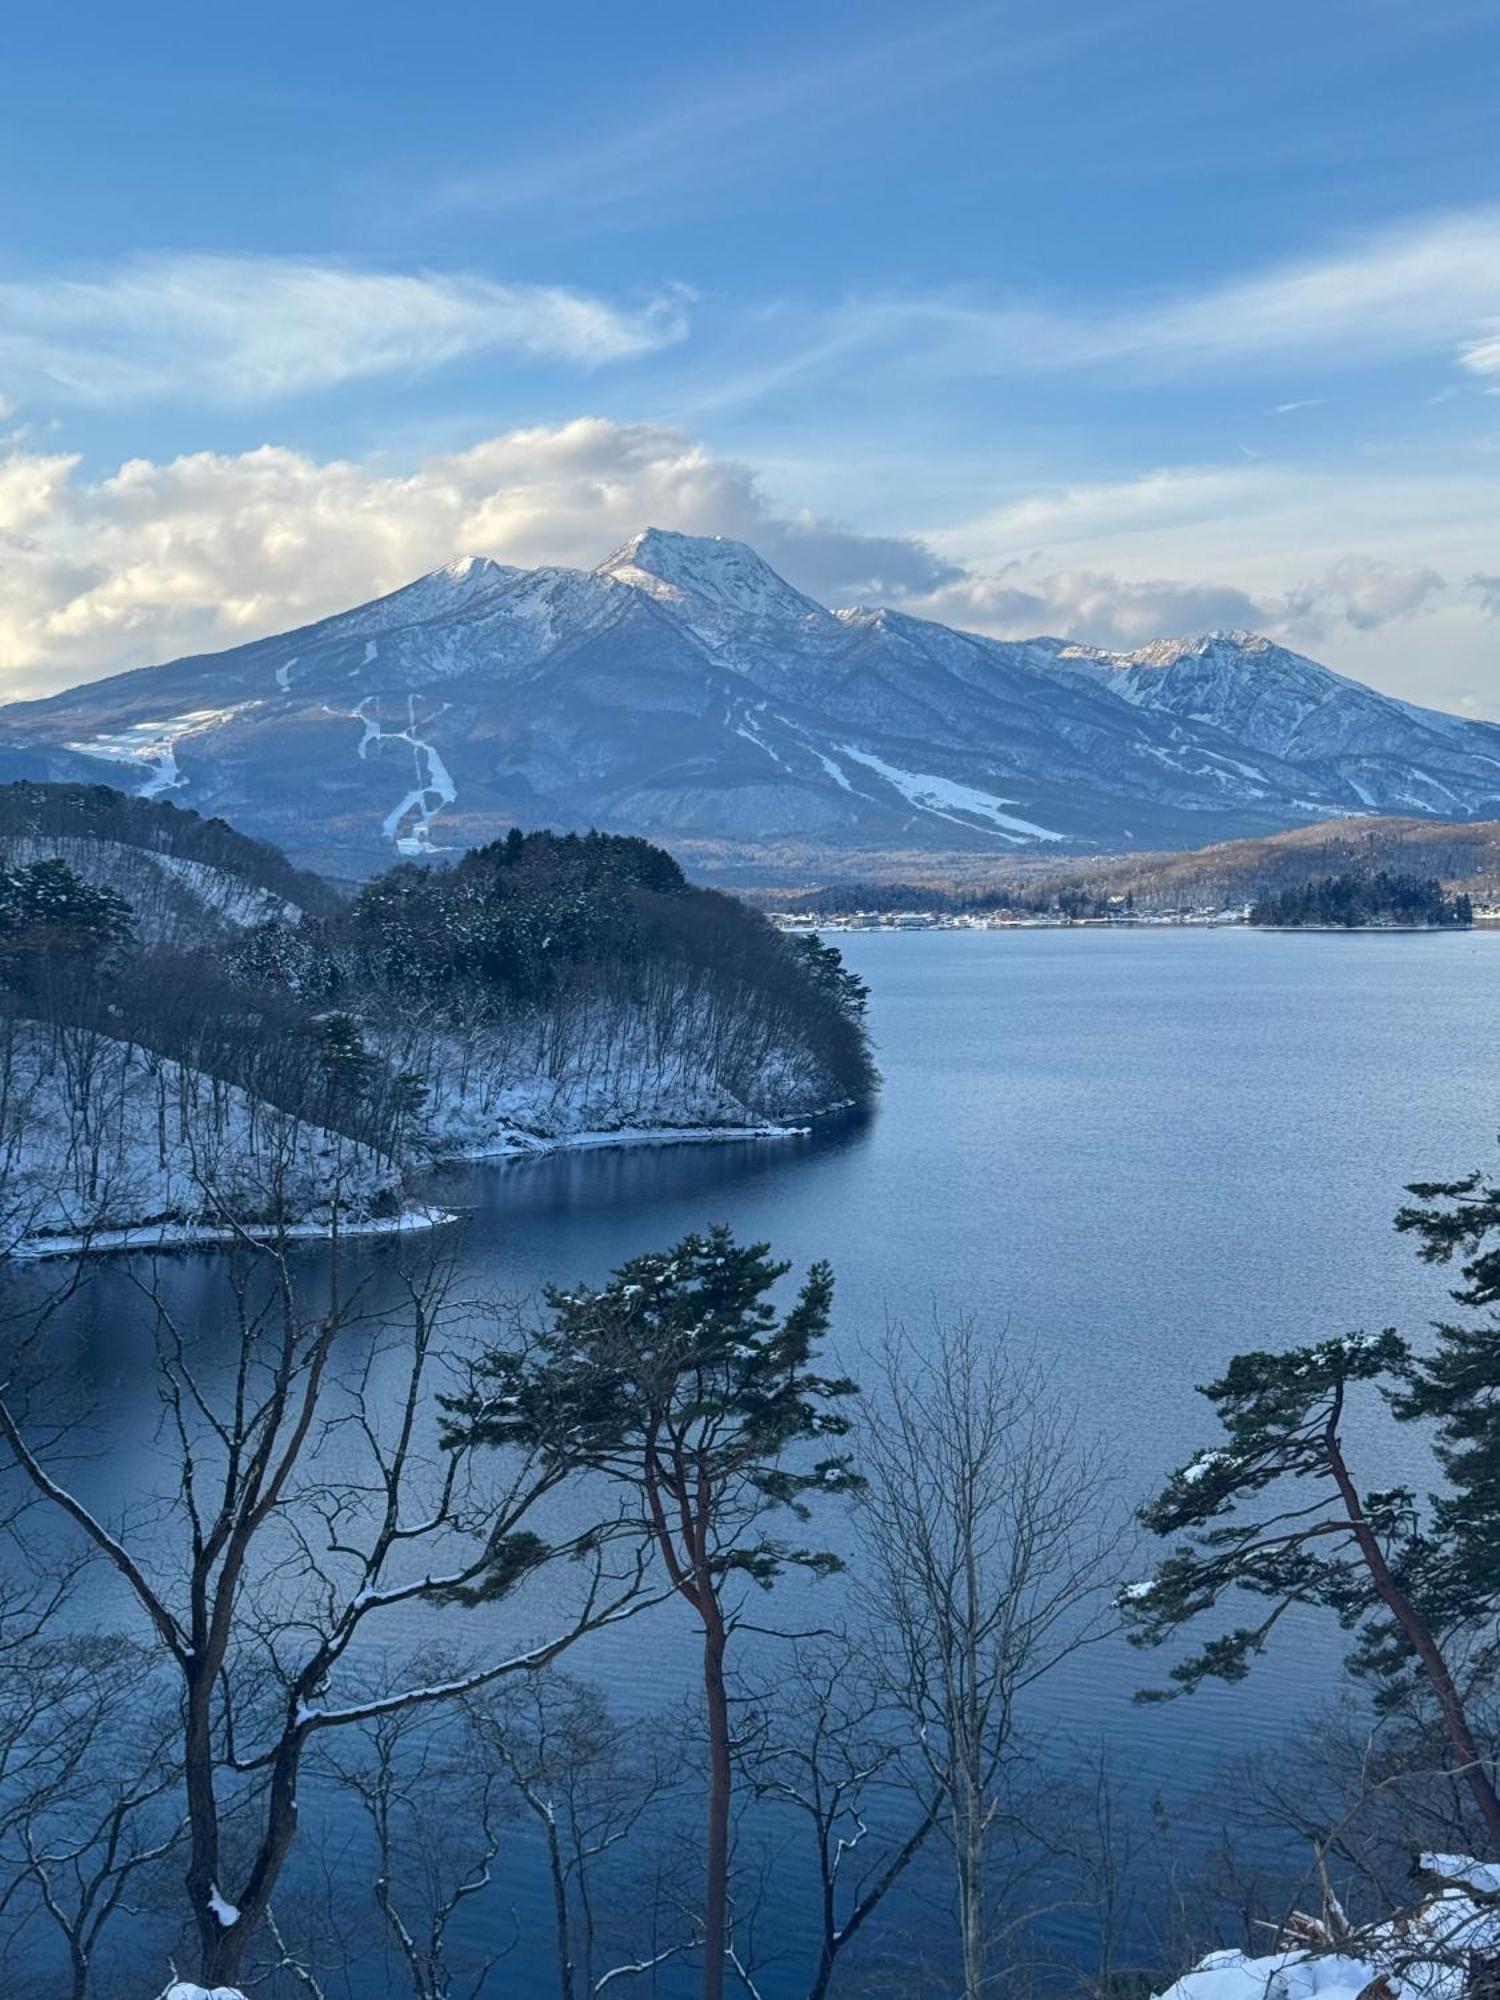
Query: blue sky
[[3, 0, 1498, 710]]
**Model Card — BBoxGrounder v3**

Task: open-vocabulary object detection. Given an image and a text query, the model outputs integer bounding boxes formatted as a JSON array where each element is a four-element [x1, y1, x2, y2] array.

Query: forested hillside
[[232, 828, 875, 1158], [0, 792, 873, 1251], [770, 814, 1500, 919], [0, 782, 339, 948], [1248, 870, 1473, 927]]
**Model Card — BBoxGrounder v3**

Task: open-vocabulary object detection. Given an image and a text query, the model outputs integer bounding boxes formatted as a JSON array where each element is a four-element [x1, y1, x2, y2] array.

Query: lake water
[[6, 925, 1498, 1993]]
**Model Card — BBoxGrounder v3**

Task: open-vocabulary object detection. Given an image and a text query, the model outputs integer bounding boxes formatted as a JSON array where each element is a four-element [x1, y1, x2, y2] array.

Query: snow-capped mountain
[[2, 529, 1497, 878]]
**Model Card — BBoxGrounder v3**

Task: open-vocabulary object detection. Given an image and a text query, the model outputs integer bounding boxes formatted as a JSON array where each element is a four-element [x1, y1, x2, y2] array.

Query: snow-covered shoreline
[[433, 1114, 816, 1164], [10, 1202, 458, 1263], [7, 1111, 841, 1262]]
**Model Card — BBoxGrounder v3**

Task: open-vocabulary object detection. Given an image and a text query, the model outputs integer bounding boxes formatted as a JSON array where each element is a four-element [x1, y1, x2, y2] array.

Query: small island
[[1248, 869, 1473, 929]]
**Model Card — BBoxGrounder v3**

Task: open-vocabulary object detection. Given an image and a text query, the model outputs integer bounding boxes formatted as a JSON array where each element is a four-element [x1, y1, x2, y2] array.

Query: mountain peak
[[422, 553, 515, 589], [595, 527, 828, 622]]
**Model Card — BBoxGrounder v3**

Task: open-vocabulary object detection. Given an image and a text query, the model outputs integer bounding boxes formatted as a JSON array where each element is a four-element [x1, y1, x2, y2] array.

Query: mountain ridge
[[1, 529, 1496, 880]]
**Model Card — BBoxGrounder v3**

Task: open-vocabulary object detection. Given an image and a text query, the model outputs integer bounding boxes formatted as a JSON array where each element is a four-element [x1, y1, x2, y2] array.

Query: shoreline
[[426, 1115, 811, 1166], [7, 1110, 848, 1263], [9, 1201, 459, 1264]]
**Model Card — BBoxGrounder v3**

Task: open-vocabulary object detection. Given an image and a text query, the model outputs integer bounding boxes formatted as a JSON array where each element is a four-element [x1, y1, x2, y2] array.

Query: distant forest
[[1248, 870, 1473, 928], [765, 814, 1500, 920]]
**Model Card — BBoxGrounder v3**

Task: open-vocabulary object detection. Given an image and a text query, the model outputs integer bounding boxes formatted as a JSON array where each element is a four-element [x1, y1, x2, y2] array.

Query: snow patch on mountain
[[837, 746, 1066, 841], [65, 707, 250, 800]]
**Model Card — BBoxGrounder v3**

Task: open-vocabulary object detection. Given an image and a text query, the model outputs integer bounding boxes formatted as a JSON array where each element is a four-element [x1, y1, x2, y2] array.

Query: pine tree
[[441, 1227, 859, 2000], [1123, 1327, 1500, 1847], [1390, 1164, 1500, 1630]]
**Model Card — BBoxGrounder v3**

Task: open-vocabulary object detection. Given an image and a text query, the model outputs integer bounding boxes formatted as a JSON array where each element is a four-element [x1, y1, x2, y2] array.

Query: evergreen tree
[[0, 857, 132, 973], [1123, 1326, 1500, 1847], [1249, 870, 1471, 928], [441, 1227, 860, 2000], [1390, 1163, 1500, 1632]]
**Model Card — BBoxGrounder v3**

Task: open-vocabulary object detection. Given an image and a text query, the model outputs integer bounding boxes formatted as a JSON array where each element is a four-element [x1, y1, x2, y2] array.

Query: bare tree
[[0, 1241, 653, 1989], [733, 1632, 940, 2000], [855, 1316, 1127, 2000], [467, 1668, 694, 1998], [317, 1681, 515, 2000], [0, 1633, 180, 1999]]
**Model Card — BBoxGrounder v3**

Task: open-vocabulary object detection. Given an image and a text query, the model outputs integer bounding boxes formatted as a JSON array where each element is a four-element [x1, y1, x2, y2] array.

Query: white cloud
[[0, 420, 1494, 720], [0, 417, 949, 690], [916, 460, 1500, 713], [1461, 327, 1500, 377], [911, 568, 1273, 649], [0, 255, 689, 408], [1283, 557, 1444, 633], [908, 558, 1448, 654]]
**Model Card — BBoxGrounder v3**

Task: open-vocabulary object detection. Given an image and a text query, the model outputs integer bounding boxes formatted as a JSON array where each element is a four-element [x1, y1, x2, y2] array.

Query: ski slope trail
[[353, 693, 458, 855]]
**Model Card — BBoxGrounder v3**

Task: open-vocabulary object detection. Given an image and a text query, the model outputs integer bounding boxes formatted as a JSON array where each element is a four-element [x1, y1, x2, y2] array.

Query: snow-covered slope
[[3, 534, 1497, 876], [0, 835, 306, 946], [0, 1019, 398, 1253], [0, 785, 337, 946], [1043, 632, 1500, 819]]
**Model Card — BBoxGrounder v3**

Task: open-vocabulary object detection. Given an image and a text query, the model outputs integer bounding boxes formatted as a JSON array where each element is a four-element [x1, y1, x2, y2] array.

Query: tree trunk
[[544, 1804, 575, 2000], [702, 1606, 731, 2000], [183, 1659, 228, 1981], [1326, 1421, 1500, 1849], [956, 1761, 986, 2000]]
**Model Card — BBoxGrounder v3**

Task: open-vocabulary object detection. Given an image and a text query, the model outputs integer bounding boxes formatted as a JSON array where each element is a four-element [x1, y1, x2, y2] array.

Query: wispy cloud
[[0, 254, 689, 408], [1460, 327, 1500, 376], [704, 209, 1500, 410], [430, 6, 1096, 225]]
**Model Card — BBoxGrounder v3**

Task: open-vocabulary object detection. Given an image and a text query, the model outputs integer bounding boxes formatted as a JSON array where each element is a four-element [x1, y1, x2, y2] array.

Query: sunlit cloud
[[1, 420, 1494, 720], [0, 255, 689, 408], [0, 418, 948, 690]]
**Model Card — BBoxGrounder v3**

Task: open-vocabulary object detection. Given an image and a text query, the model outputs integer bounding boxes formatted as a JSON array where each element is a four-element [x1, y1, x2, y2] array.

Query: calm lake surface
[[8, 925, 1499, 1991]]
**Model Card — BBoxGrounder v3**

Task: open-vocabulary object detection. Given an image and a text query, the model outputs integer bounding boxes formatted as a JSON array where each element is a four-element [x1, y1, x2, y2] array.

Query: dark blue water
[[7, 925, 1497, 1993]]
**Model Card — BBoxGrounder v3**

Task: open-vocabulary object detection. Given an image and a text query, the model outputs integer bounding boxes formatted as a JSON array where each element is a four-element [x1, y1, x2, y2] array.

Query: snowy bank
[[0, 1019, 405, 1259], [13, 1201, 455, 1262], [375, 1007, 850, 1163], [1155, 1857, 1500, 2000]]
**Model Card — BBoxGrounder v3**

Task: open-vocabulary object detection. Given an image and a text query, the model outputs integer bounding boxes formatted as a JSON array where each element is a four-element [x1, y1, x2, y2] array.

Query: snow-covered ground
[[372, 993, 846, 1163], [1154, 1856, 1500, 2000], [353, 692, 458, 854], [837, 744, 1067, 841], [0, 835, 305, 945], [0, 981, 848, 1257], [0, 1020, 405, 1256], [64, 706, 250, 800]]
